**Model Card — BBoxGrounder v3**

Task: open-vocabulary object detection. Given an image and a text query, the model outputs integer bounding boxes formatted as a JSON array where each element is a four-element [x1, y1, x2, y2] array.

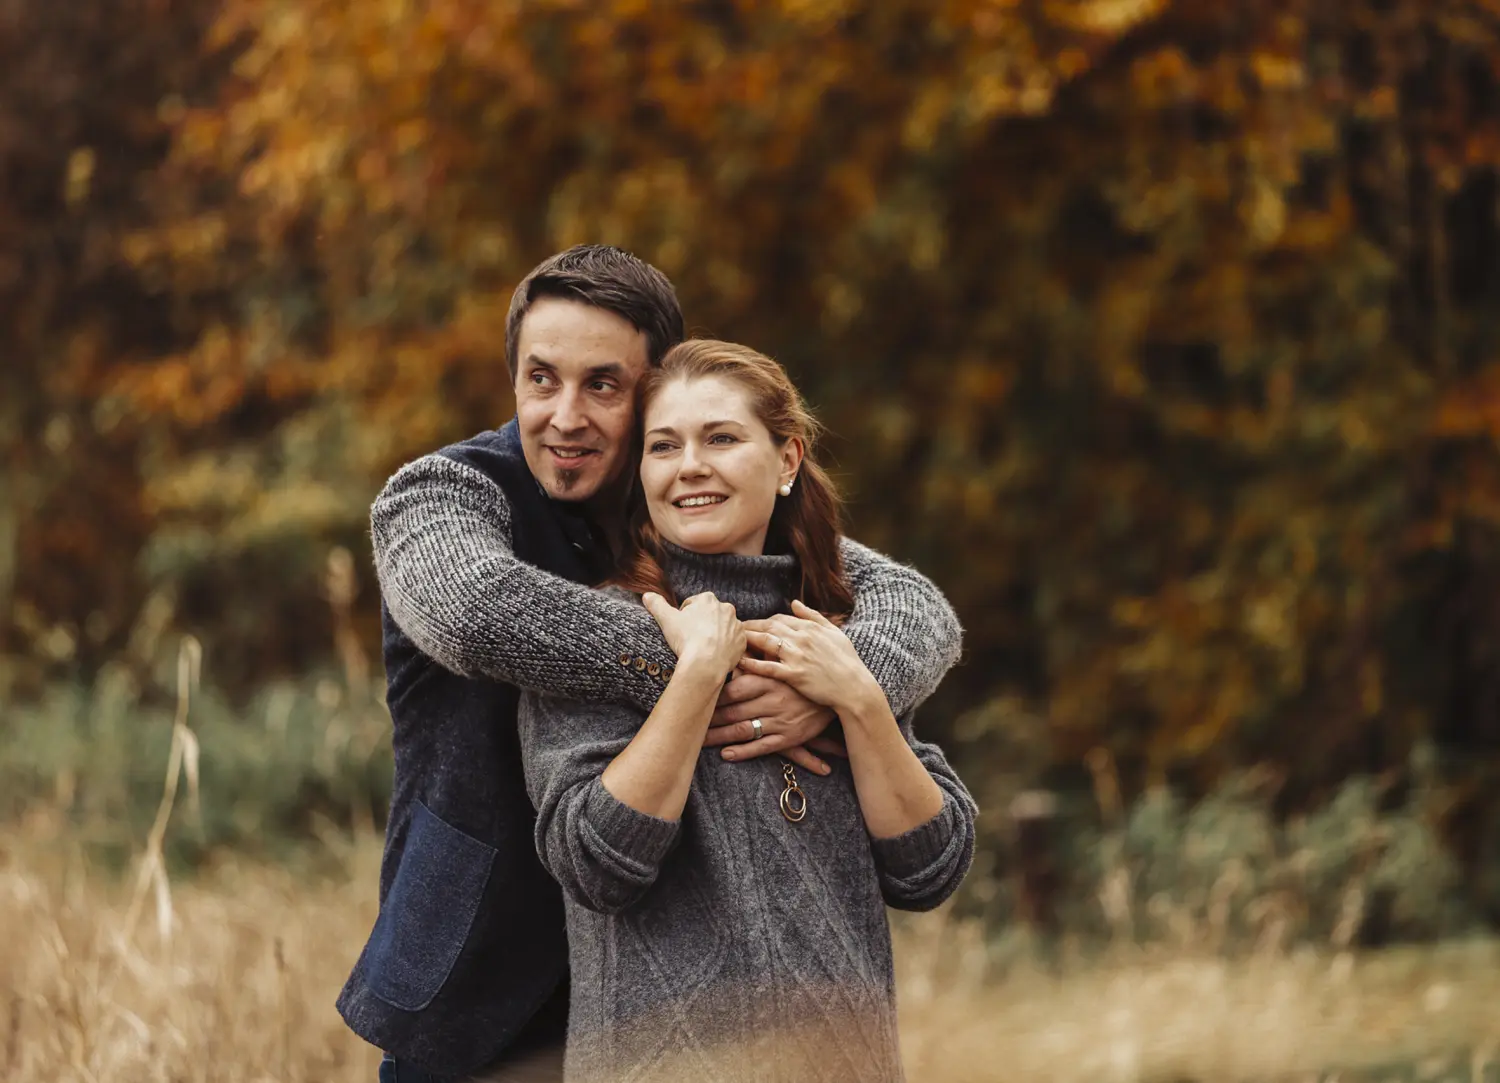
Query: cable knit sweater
[[517, 545, 978, 1083]]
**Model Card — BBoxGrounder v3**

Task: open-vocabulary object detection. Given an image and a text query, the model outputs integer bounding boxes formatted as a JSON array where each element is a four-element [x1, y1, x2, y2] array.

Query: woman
[[517, 340, 976, 1082]]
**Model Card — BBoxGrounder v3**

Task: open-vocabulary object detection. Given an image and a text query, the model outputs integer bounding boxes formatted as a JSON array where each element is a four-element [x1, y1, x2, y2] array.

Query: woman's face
[[641, 375, 801, 557]]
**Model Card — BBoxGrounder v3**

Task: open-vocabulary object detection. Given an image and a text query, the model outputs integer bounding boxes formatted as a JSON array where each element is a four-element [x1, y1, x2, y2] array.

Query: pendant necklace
[[779, 761, 807, 823]]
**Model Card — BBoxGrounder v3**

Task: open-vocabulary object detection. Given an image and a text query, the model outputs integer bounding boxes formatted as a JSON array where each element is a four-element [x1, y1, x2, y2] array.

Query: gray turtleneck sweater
[[517, 546, 978, 1083]]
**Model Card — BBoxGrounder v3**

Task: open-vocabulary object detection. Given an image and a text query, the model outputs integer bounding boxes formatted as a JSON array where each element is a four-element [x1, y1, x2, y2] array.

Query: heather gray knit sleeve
[[371, 454, 674, 710], [868, 718, 978, 912], [517, 691, 681, 915], [838, 538, 963, 719]]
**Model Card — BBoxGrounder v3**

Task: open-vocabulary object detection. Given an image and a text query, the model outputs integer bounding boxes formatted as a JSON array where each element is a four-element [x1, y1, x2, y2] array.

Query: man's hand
[[706, 671, 845, 775]]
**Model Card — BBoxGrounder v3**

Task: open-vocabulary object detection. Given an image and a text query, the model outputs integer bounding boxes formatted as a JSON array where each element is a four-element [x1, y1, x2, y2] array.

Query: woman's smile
[[671, 491, 729, 512]]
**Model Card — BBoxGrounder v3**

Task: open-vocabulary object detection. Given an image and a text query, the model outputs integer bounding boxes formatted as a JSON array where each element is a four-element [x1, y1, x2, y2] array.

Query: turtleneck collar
[[659, 541, 797, 621]]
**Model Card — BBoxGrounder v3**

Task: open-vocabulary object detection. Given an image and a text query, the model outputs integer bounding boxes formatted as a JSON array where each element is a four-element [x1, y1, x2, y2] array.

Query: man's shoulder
[[432, 421, 524, 483], [597, 583, 640, 605], [374, 423, 525, 525]]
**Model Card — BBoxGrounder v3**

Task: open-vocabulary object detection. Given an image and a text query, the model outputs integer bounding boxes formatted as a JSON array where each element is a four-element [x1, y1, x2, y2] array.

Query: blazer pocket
[[367, 800, 497, 1012]]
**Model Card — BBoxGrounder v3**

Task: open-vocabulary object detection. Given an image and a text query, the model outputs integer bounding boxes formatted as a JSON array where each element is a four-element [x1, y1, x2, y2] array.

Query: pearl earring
[[778, 482, 793, 497]]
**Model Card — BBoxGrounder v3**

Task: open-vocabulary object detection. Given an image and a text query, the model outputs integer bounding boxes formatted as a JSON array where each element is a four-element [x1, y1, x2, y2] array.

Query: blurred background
[[6, 0, 1500, 1079]]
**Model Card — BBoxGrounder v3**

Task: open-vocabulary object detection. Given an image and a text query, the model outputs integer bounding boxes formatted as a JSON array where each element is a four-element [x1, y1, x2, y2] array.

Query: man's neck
[[538, 481, 629, 567], [583, 481, 630, 529], [583, 488, 630, 559]]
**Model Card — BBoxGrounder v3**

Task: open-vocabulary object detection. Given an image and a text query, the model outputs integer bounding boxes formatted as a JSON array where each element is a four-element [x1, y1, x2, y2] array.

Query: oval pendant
[[779, 762, 807, 823]]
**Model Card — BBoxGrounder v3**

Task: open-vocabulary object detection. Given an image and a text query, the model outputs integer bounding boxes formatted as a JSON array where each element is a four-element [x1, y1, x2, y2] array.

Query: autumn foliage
[[7, 0, 1500, 838]]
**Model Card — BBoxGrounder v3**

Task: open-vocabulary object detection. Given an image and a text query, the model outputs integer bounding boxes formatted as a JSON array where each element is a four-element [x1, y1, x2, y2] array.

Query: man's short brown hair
[[505, 245, 684, 382]]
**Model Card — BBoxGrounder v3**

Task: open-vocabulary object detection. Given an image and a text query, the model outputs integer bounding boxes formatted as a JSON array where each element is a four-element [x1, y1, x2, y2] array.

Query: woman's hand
[[603, 593, 744, 824], [739, 600, 883, 714], [644, 591, 745, 678]]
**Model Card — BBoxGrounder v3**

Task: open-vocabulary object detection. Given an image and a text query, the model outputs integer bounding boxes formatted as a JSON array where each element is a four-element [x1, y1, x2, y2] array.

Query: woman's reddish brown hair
[[612, 339, 854, 619]]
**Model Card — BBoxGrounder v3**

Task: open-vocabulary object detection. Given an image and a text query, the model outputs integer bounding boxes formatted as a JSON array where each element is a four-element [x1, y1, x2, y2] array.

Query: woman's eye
[[649, 441, 675, 454], [709, 433, 737, 445]]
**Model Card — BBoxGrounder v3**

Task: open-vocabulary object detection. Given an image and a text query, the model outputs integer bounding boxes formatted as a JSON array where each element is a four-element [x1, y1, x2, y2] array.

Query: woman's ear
[[779, 437, 805, 489]]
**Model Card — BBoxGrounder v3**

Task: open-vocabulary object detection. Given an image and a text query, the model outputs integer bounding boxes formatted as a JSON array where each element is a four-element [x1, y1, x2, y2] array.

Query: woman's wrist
[[836, 674, 895, 732], [672, 650, 734, 693]]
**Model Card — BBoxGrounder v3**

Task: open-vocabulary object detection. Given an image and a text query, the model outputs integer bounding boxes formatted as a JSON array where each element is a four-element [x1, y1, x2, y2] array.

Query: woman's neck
[[658, 542, 796, 622]]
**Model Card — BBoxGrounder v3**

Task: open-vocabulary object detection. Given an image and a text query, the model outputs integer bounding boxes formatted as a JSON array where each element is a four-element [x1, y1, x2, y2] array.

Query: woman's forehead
[[643, 375, 761, 431]]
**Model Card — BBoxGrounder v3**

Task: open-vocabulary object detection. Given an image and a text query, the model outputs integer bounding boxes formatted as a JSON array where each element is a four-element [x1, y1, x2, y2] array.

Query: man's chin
[[541, 469, 599, 503], [545, 462, 634, 506]]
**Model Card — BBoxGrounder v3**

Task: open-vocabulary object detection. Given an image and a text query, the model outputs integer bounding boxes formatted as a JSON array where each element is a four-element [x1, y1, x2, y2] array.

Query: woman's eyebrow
[[644, 419, 749, 438]]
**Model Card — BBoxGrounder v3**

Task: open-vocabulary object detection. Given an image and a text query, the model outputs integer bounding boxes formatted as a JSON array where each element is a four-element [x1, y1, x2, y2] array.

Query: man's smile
[[546, 446, 600, 462]]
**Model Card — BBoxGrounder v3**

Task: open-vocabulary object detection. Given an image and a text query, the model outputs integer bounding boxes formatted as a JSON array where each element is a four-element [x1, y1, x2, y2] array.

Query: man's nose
[[550, 388, 587, 435]]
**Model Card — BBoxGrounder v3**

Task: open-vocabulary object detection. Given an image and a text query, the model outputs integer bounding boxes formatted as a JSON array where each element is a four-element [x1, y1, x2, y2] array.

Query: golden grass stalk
[[118, 636, 200, 949]]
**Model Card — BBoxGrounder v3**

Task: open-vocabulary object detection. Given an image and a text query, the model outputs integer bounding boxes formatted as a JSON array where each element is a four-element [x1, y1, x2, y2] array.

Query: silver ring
[[750, 718, 763, 740], [769, 635, 782, 654]]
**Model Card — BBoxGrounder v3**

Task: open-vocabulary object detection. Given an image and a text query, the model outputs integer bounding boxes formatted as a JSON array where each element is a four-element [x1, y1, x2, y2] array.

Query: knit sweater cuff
[[583, 779, 680, 867], [870, 794, 960, 879]]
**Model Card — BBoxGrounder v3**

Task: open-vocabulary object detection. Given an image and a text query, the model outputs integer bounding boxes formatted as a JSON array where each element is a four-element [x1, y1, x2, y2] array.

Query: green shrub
[[0, 657, 391, 870]]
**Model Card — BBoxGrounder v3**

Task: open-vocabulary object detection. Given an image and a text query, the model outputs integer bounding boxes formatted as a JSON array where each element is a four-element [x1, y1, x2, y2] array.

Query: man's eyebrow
[[522, 356, 625, 379]]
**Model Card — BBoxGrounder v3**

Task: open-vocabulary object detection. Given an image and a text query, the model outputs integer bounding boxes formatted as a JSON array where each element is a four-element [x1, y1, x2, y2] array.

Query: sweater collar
[[659, 541, 796, 621]]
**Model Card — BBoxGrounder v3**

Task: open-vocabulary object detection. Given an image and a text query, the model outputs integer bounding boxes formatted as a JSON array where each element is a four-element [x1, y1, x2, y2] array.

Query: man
[[337, 245, 963, 1082]]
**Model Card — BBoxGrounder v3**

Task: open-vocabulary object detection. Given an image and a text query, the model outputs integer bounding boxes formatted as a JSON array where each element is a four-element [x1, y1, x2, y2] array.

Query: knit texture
[[517, 544, 978, 1083], [370, 451, 964, 716]]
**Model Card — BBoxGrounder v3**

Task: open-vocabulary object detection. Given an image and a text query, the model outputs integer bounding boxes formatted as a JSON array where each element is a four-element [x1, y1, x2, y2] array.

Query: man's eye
[[590, 380, 617, 393], [529, 371, 554, 386]]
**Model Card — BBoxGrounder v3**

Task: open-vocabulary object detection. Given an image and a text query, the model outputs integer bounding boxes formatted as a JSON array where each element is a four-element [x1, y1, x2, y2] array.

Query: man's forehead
[[518, 307, 647, 376]]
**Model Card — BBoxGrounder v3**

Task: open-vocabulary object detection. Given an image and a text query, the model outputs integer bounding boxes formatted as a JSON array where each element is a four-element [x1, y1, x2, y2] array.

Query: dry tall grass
[[5, 813, 1500, 1083], [6, 639, 1500, 1081]]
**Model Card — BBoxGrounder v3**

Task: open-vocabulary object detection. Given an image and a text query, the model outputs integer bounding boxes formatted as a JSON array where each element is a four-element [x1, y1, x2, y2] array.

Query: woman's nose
[[678, 446, 710, 477]]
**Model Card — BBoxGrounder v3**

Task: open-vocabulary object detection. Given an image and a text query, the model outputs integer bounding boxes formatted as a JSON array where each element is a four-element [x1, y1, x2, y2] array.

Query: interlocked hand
[[739, 600, 880, 713], [704, 671, 843, 775]]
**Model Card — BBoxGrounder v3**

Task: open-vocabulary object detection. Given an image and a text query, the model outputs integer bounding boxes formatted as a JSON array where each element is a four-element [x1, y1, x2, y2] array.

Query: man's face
[[513, 297, 650, 504]]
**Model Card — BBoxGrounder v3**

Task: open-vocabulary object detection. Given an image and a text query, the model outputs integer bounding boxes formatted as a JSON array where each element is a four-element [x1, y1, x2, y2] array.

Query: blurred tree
[[0, 0, 219, 686], [9, 0, 1500, 831]]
